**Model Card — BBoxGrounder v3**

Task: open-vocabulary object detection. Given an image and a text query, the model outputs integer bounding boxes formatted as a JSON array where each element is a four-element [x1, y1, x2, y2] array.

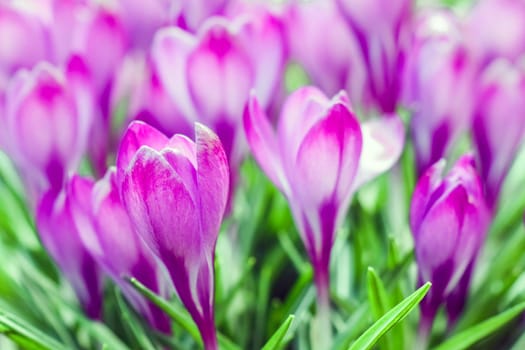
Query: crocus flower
[[36, 189, 103, 319], [404, 10, 475, 175], [284, 0, 365, 97], [244, 87, 404, 327], [472, 60, 525, 211], [336, 0, 413, 114], [151, 12, 285, 205], [464, 0, 525, 69], [0, 4, 48, 87], [117, 121, 229, 350], [68, 169, 171, 333], [1, 62, 91, 202], [410, 155, 489, 340]]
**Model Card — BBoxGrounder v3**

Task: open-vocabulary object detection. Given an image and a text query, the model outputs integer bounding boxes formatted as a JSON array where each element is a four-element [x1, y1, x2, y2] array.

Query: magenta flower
[[68, 169, 171, 334], [244, 86, 404, 313], [151, 12, 285, 203], [336, 0, 413, 114], [404, 10, 475, 175], [36, 190, 103, 319], [284, 0, 365, 97], [117, 121, 229, 350], [1, 62, 91, 201], [472, 60, 525, 211], [410, 155, 489, 339]]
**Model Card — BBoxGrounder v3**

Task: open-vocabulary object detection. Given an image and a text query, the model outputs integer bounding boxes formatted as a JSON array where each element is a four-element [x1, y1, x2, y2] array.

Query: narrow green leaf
[[348, 282, 431, 350], [128, 277, 202, 345], [434, 301, 525, 350], [367, 267, 391, 319], [80, 321, 129, 350], [261, 315, 295, 350], [367, 267, 395, 350], [0, 307, 67, 350]]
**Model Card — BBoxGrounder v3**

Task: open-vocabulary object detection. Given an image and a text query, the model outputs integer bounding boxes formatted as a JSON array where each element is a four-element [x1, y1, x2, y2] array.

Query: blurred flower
[[337, 0, 413, 114], [465, 0, 525, 69], [117, 121, 229, 350], [244, 86, 404, 311], [0, 3, 48, 90], [1, 62, 91, 201], [36, 189, 103, 319], [68, 169, 171, 334], [284, 0, 365, 97], [109, 52, 193, 137], [404, 10, 475, 175], [151, 12, 285, 204], [472, 60, 525, 211], [172, 0, 229, 32], [411, 155, 489, 339]]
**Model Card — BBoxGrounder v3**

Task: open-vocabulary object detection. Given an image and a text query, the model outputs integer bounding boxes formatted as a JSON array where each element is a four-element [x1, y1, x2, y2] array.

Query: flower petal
[[116, 120, 169, 176], [121, 147, 200, 259], [195, 123, 229, 248], [243, 93, 289, 194], [352, 113, 405, 190]]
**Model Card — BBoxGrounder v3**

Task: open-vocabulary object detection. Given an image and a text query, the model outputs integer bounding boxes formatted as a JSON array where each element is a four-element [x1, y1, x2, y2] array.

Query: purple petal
[[292, 100, 362, 210], [151, 27, 198, 121], [195, 123, 229, 248], [352, 113, 405, 190], [243, 93, 289, 194], [410, 160, 446, 234], [120, 147, 200, 259], [116, 121, 169, 176], [278, 86, 331, 163]]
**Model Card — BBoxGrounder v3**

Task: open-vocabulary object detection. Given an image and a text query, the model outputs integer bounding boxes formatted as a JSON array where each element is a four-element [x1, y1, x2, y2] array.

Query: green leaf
[[348, 282, 431, 350], [367, 267, 391, 320], [434, 301, 525, 350], [261, 315, 295, 350], [0, 307, 67, 350], [128, 277, 201, 345]]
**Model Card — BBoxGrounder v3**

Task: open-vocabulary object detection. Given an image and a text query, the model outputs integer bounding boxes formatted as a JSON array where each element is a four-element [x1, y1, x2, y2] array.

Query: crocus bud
[[284, 0, 365, 97], [410, 155, 489, 339], [68, 169, 171, 333], [151, 12, 285, 203], [36, 189, 103, 319], [117, 121, 229, 350], [404, 10, 475, 175], [1, 62, 91, 201], [472, 60, 525, 211], [464, 0, 525, 69], [244, 86, 404, 309], [336, 0, 413, 114]]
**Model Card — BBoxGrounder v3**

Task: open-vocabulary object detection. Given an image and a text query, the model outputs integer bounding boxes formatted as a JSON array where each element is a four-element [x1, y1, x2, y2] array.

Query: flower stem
[[311, 272, 332, 349]]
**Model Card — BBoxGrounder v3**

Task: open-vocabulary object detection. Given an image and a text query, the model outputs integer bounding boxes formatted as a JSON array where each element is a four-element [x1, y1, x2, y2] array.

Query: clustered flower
[[0, 0, 524, 348]]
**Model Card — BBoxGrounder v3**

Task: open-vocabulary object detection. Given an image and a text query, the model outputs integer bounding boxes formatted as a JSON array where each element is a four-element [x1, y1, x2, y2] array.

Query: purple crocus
[[404, 10, 475, 175], [173, 0, 230, 32], [117, 121, 229, 350], [336, 0, 413, 114], [284, 0, 365, 97], [464, 0, 525, 69], [243, 86, 404, 340], [36, 189, 103, 319], [1, 62, 91, 202], [472, 60, 525, 211], [410, 155, 489, 341], [151, 12, 285, 204], [68, 169, 171, 334], [0, 4, 48, 88]]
